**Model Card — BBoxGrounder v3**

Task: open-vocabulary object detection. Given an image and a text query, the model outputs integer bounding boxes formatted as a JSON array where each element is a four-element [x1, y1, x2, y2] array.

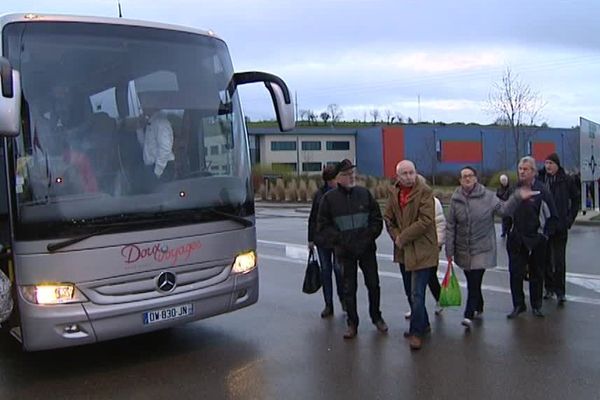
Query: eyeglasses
[[338, 170, 355, 177], [460, 174, 476, 180]]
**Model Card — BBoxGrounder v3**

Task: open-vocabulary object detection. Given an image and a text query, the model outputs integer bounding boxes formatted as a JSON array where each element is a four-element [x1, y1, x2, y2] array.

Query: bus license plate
[[143, 303, 194, 325]]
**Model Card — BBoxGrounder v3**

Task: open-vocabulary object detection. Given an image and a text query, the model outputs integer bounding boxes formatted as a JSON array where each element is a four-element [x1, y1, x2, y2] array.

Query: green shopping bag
[[439, 260, 461, 307]]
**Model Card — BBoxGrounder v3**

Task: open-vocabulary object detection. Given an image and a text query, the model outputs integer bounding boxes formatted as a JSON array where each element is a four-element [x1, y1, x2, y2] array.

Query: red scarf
[[397, 185, 412, 209]]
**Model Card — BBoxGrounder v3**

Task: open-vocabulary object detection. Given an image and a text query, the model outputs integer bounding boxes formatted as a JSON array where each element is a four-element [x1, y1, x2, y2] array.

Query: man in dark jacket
[[507, 156, 558, 319], [538, 153, 580, 303], [308, 165, 344, 318], [317, 159, 387, 339]]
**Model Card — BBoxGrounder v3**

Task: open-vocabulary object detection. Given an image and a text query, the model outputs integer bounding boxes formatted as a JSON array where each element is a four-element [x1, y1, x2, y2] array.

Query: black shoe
[[343, 325, 357, 339], [532, 308, 545, 318], [320, 305, 333, 318], [507, 306, 526, 319], [543, 289, 555, 300], [557, 294, 566, 304], [374, 319, 388, 333]]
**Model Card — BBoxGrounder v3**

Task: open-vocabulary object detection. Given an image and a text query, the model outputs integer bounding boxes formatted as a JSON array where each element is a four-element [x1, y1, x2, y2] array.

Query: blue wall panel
[[356, 127, 384, 177]]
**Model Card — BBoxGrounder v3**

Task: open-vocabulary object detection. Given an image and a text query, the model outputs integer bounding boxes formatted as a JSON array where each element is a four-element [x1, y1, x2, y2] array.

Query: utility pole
[[294, 91, 298, 123]]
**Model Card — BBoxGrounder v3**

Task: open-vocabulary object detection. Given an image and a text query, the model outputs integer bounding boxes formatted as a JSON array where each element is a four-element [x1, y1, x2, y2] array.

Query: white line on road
[[258, 239, 600, 300]]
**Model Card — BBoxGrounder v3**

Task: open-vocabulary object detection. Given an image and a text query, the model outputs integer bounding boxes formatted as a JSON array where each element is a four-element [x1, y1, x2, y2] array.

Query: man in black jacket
[[507, 156, 558, 319], [317, 159, 387, 339], [538, 153, 580, 304], [308, 165, 345, 318]]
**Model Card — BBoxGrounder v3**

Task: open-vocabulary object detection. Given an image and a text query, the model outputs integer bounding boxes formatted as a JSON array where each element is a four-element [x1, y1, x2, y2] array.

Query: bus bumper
[[18, 269, 258, 351]]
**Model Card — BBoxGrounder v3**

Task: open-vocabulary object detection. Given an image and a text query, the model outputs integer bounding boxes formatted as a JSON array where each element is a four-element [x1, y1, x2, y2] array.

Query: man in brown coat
[[384, 160, 438, 350]]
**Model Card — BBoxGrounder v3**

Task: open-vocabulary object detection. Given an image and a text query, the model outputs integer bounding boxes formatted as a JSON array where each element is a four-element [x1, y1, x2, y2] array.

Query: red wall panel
[[532, 142, 556, 162], [441, 141, 482, 163], [382, 127, 404, 178]]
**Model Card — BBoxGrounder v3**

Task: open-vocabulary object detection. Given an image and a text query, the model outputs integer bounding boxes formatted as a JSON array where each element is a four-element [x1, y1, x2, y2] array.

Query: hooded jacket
[[538, 167, 580, 232], [383, 177, 438, 271]]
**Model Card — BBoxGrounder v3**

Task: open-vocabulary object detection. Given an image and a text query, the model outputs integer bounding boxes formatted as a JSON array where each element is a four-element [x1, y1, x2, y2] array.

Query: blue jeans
[[317, 247, 344, 307], [409, 267, 436, 336]]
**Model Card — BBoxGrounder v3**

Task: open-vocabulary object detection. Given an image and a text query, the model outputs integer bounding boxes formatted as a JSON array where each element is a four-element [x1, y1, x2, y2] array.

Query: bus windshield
[[3, 22, 253, 241]]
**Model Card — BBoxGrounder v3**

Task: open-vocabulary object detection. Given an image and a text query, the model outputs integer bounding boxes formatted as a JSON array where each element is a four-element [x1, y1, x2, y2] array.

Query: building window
[[326, 141, 350, 151], [326, 161, 338, 167], [271, 141, 297, 151], [302, 162, 322, 172], [272, 162, 297, 173], [301, 141, 321, 151], [210, 145, 219, 155]]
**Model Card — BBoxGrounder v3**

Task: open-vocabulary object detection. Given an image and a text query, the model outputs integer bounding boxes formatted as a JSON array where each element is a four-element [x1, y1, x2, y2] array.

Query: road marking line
[[259, 239, 600, 296], [259, 253, 600, 306]]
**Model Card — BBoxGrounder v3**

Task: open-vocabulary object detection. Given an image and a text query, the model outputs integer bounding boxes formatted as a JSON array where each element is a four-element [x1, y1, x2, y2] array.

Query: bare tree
[[320, 111, 331, 124], [370, 109, 380, 124], [298, 109, 309, 124], [327, 104, 343, 124], [384, 109, 393, 124], [487, 67, 546, 160], [305, 109, 317, 125]]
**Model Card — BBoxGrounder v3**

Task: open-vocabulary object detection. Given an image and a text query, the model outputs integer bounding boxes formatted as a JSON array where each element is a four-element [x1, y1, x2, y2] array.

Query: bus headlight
[[20, 284, 86, 305], [232, 251, 257, 274]]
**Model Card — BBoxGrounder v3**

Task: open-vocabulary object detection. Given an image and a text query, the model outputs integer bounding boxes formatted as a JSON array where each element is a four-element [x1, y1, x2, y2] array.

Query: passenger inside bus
[[136, 107, 175, 180], [28, 84, 99, 196]]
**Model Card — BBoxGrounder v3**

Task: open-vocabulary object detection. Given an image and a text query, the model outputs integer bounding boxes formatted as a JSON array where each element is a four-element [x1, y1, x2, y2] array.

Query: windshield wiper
[[46, 209, 252, 252], [47, 226, 117, 252], [208, 208, 253, 228]]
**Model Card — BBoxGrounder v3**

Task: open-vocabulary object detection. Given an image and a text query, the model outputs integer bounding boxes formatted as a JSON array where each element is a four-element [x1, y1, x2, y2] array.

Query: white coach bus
[[0, 13, 294, 351]]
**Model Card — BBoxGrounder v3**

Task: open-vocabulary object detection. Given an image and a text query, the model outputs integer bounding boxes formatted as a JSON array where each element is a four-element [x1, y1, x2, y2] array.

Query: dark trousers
[[317, 247, 344, 307], [339, 249, 382, 327], [463, 269, 485, 319], [400, 264, 440, 306], [545, 231, 568, 297], [501, 217, 513, 236], [507, 238, 546, 309]]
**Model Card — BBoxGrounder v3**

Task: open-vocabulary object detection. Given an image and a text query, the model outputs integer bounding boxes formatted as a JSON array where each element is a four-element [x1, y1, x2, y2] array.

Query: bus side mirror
[[0, 57, 21, 137], [231, 71, 295, 132]]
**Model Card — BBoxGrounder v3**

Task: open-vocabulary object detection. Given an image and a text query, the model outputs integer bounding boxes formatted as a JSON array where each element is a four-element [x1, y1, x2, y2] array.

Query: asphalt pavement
[[0, 204, 598, 400]]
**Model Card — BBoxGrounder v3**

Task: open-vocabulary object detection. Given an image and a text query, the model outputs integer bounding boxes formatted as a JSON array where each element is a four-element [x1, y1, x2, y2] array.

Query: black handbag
[[302, 249, 322, 294]]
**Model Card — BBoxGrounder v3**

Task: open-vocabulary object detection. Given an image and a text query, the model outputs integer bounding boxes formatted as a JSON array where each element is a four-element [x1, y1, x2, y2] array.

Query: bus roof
[[0, 13, 222, 41]]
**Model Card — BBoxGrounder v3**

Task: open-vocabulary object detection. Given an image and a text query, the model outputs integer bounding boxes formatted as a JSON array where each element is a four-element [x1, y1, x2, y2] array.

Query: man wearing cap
[[317, 159, 387, 339], [308, 165, 345, 318], [496, 174, 514, 237], [538, 152, 580, 304]]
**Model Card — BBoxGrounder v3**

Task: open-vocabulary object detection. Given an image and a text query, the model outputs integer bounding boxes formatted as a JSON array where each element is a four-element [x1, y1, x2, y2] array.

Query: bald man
[[384, 160, 438, 350]]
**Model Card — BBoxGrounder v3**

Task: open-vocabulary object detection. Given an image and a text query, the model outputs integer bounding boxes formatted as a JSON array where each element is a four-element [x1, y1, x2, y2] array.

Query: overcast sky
[[4, 0, 600, 128]]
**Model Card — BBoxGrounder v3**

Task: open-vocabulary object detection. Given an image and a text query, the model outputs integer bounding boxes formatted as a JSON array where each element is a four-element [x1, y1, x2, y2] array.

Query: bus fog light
[[64, 324, 80, 334], [232, 251, 256, 274], [20, 284, 86, 304]]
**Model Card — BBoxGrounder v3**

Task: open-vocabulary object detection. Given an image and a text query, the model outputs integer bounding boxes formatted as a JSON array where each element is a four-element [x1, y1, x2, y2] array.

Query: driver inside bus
[[136, 107, 175, 179]]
